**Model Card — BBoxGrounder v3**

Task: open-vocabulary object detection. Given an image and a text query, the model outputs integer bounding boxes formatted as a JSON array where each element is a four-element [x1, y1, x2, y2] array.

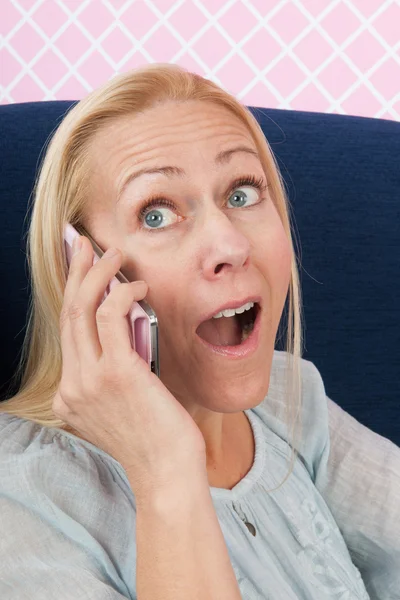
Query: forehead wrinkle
[[115, 130, 255, 177], [93, 109, 257, 202], [126, 129, 251, 159], [131, 107, 249, 139], [111, 112, 253, 159], [113, 121, 252, 169]]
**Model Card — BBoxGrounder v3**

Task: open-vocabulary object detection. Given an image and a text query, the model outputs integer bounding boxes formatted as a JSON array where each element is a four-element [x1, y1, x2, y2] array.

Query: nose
[[200, 210, 252, 280]]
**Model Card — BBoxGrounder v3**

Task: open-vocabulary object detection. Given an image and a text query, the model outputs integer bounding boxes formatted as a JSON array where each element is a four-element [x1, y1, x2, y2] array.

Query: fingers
[[60, 236, 100, 376], [60, 236, 123, 368], [96, 279, 148, 367], [62, 236, 96, 314], [61, 234, 149, 377]]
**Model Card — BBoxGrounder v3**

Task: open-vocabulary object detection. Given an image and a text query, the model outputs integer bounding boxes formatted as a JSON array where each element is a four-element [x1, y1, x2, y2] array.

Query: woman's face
[[85, 100, 292, 417]]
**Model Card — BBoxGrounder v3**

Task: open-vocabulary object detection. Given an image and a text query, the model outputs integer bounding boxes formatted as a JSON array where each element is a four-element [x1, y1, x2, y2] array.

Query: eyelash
[[137, 175, 268, 231]]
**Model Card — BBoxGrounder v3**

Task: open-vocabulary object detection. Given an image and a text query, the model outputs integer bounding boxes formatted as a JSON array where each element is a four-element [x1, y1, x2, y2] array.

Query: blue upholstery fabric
[[0, 101, 399, 446]]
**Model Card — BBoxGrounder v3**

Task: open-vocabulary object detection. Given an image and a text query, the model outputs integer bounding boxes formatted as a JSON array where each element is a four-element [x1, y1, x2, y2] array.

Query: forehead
[[89, 101, 256, 168]]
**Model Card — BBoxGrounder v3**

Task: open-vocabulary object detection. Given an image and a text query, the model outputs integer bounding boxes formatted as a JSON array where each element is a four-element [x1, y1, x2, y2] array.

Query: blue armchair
[[0, 101, 399, 446]]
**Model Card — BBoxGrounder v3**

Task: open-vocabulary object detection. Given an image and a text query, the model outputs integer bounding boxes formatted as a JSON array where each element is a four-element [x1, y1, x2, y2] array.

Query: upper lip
[[195, 295, 262, 329]]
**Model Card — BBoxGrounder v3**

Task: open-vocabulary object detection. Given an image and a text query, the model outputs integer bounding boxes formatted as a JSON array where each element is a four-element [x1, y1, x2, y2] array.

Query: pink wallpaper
[[1, 0, 399, 120]]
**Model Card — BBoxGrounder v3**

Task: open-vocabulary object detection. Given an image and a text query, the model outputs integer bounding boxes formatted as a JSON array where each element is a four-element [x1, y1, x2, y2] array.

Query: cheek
[[126, 260, 181, 327], [273, 235, 292, 289], [257, 219, 292, 301]]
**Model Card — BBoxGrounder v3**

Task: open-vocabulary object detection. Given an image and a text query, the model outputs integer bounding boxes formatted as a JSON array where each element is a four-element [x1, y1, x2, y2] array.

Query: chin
[[199, 373, 271, 414]]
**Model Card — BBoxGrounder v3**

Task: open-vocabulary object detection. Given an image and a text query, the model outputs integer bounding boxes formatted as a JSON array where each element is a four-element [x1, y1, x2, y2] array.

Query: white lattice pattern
[[1, 0, 399, 120]]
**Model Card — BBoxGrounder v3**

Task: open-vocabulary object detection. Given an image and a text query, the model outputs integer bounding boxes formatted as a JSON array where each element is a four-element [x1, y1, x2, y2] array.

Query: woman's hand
[[52, 235, 207, 496]]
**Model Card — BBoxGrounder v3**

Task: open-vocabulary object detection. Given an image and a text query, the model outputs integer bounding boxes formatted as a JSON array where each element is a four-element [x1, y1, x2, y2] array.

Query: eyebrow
[[116, 145, 259, 203]]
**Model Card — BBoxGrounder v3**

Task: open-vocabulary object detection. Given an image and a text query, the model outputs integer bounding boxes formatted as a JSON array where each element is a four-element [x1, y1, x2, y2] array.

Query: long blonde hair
[[0, 64, 304, 490]]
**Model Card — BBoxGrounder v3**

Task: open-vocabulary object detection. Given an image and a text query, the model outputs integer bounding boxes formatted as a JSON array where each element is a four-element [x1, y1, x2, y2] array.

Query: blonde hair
[[0, 64, 304, 491]]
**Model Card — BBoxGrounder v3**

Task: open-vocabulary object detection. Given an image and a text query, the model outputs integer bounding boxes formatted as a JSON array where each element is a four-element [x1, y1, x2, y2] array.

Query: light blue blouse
[[1, 350, 399, 599]]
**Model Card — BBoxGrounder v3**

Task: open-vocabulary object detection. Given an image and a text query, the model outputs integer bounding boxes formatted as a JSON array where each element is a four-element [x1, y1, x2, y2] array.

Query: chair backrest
[[0, 101, 399, 446]]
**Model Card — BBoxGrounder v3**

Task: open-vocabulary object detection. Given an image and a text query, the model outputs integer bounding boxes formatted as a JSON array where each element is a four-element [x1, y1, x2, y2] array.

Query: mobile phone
[[64, 223, 160, 377]]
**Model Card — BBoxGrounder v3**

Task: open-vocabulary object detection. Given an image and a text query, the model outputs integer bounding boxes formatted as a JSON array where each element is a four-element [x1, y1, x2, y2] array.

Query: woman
[[0, 65, 398, 600]]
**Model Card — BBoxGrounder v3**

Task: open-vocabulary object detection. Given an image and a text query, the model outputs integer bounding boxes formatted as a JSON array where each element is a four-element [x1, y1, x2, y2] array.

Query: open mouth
[[195, 303, 260, 347], [237, 303, 259, 343]]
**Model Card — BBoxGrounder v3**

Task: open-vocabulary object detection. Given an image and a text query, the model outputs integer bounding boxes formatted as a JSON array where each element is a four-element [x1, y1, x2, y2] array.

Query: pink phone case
[[64, 223, 159, 376]]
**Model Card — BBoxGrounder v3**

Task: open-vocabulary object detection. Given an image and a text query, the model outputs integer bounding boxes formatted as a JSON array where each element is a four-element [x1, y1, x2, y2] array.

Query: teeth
[[212, 301, 254, 319]]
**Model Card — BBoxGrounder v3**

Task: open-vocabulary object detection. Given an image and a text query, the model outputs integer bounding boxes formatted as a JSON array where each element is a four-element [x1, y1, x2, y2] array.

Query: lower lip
[[195, 306, 262, 359]]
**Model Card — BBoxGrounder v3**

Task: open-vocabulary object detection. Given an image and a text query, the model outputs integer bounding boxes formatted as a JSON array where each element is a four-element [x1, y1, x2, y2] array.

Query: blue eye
[[144, 210, 163, 229], [137, 175, 268, 231], [139, 199, 180, 230], [228, 186, 260, 208]]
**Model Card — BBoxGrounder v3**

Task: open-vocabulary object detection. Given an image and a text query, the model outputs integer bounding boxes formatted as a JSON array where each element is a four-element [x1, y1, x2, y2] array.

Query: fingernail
[[103, 247, 119, 259], [73, 236, 82, 255]]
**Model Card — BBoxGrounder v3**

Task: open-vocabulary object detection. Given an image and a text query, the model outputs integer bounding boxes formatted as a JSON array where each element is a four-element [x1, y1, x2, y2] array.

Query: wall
[[1, 0, 399, 120]]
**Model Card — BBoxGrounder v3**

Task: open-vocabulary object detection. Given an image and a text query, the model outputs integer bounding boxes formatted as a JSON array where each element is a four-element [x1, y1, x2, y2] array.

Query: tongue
[[196, 315, 242, 346]]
